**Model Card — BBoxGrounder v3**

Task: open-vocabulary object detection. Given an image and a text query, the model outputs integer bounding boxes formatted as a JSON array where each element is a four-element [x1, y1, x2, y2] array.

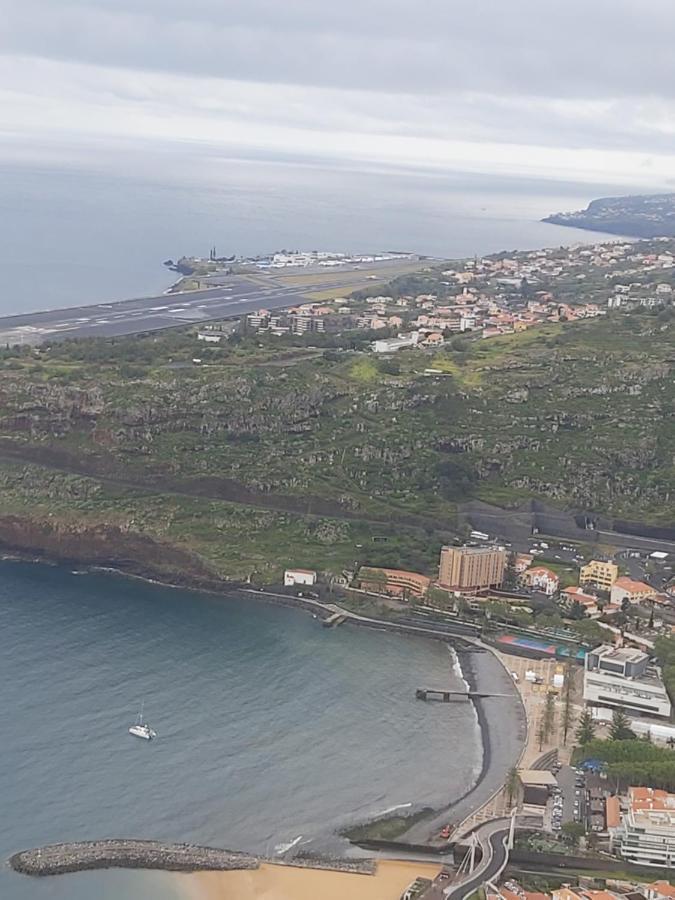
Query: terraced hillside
[[0, 307, 672, 582]]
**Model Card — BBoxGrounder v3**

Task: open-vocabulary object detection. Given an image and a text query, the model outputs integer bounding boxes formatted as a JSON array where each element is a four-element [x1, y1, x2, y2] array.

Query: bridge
[[426, 813, 515, 900]]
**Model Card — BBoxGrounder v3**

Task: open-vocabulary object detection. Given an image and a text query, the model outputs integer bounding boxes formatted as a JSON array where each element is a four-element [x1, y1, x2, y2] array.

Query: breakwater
[[9, 839, 379, 879], [9, 840, 259, 876]]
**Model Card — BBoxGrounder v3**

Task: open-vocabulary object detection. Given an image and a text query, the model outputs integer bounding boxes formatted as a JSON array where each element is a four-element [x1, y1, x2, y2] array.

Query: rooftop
[[593, 644, 648, 664], [518, 769, 557, 787], [613, 576, 655, 594]]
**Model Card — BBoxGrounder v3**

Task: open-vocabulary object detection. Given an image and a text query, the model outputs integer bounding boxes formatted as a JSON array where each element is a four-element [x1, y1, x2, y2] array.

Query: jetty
[[9, 840, 259, 876], [322, 612, 347, 628], [415, 688, 509, 702]]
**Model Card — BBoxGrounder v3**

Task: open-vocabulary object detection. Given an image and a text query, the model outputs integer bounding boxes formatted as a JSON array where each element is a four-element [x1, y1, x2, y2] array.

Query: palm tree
[[505, 766, 520, 808]]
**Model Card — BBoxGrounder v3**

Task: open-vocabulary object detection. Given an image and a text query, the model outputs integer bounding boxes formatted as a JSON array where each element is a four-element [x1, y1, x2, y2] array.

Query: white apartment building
[[611, 787, 675, 868], [583, 645, 672, 718]]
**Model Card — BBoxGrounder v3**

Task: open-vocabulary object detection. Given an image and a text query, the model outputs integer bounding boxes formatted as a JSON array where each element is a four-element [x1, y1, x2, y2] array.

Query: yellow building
[[579, 559, 619, 591], [438, 545, 507, 592]]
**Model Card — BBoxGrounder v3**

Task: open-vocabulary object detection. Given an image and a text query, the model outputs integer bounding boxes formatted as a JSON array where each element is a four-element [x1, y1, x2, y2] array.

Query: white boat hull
[[128, 725, 156, 740]]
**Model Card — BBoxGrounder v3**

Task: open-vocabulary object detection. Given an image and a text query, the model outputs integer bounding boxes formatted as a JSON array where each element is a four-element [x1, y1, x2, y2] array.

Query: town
[[200, 237, 675, 351]]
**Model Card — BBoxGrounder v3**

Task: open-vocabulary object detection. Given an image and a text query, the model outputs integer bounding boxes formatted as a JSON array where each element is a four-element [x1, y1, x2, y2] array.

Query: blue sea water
[[0, 157, 625, 316], [0, 561, 479, 899]]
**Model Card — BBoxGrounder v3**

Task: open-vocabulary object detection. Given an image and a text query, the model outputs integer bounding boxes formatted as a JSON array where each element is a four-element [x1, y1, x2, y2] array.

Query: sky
[[1, 0, 675, 188]]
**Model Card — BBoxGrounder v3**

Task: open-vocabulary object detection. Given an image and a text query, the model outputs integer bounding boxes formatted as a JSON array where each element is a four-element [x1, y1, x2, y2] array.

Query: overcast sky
[[2, 0, 675, 187]]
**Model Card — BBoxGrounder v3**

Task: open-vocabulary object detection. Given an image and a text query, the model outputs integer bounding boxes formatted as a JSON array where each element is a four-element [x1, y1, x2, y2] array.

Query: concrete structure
[[610, 787, 675, 868], [580, 559, 619, 591], [358, 567, 430, 599], [196, 330, 223, 342], [521, 566, 559, 596], [518, 769, 556, 807], [283, 568, 317, 587], [583, 645, 671, 718], [438, 545, 507, 593], [372, 334, 418, 353], [610, 576, 656, 605]]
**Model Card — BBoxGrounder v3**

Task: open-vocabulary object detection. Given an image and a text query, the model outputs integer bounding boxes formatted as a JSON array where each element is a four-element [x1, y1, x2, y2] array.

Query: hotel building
[[438, 545, 507, 593]]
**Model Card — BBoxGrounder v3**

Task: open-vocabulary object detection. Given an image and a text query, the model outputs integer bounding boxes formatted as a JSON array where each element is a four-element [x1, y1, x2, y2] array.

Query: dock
[[415, 688, 509, 702], [322, 613, 347, 628]]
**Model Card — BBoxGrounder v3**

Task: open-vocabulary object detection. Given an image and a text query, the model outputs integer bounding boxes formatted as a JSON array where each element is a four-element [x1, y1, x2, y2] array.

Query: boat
[[128, 703, 157, 740]]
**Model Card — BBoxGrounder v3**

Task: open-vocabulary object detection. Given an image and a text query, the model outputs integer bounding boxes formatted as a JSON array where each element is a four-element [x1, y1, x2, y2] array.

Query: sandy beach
[[179, 860, 442, 900]]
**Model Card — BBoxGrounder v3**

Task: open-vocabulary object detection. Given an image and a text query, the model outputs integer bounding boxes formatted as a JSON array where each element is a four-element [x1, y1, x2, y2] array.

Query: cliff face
[[0, 515, 224, 589]]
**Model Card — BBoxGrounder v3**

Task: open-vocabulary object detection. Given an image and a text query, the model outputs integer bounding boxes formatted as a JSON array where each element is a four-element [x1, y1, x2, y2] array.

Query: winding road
[[441, 820, 511, 900]]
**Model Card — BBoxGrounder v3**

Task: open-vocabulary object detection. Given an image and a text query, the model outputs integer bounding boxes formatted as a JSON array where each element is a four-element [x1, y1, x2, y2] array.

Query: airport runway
[[0, 257, 426, 345], [0, 278, 307, 344]]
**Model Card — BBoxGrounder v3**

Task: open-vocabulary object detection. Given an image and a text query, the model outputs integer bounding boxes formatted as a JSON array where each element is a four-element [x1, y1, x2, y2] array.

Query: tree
[[505, 766, 520, 808], [575, 709, 596, 745], [609, 707, 635, 741], [503, 552, 519, 591], [561, 662, 575, 745], [542, 691, 556, 746], [561, 821, 585, 846]]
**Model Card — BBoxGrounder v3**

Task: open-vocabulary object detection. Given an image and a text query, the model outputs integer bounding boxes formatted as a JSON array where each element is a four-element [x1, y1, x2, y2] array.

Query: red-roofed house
[[611, 577, 656, 605], [521, 566, 559, 596], [562, 586, 600, 617], [645, 883, 675, 900]]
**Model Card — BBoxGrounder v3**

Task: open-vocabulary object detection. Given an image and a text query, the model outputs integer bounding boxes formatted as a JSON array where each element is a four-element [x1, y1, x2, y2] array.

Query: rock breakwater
[[9, 839, 259, 876]]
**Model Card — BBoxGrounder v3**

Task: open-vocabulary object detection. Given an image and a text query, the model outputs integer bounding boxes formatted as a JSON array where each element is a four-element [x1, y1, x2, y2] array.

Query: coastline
[[1, 554, 525, 864]]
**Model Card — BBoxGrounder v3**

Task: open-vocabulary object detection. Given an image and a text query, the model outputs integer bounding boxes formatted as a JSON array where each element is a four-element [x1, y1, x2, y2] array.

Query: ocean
[[0, 561, 480, 899], [0, 157, 625, 316]]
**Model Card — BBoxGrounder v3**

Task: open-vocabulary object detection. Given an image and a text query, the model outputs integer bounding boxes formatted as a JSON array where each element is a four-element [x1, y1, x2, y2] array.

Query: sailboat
[[128, 702, 157, 740]]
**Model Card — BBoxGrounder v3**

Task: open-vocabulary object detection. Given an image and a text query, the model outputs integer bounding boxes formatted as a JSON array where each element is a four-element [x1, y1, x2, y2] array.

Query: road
[[0, 257, 428, 345], [434, 821, 510, 900]]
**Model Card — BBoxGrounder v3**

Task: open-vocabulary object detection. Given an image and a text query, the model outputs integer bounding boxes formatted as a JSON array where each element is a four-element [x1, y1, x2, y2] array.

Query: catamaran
[[128, 703, 157, 740]]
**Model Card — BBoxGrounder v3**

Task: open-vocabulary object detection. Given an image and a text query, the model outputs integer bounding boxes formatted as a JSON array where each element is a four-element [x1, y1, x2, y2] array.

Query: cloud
[[1, 0, 674, 186]]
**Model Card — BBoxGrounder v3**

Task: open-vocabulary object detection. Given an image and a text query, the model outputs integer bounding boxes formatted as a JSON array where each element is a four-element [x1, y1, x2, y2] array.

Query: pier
[[9, 840, 260, 876], [415, 688, 509, 702], [322, 612, 347, 627]]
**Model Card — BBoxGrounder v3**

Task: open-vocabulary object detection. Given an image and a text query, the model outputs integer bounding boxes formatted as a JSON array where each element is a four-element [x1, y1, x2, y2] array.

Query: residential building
[[358, 567, 430, 599], [580, 559, 619, 591], [288, 313, 325, 334], [284, 568, 317, 587], [611, 787, 675, 868], [645, 883, 675, 900], [514, 553, 534, 573], [611, 576, 656, 605], [583, 645, 671, 718], [372, 335, 418, 353], [521, 566, 559, 596], [561, 586, 600, 617], [438, 545, 507, 593]]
